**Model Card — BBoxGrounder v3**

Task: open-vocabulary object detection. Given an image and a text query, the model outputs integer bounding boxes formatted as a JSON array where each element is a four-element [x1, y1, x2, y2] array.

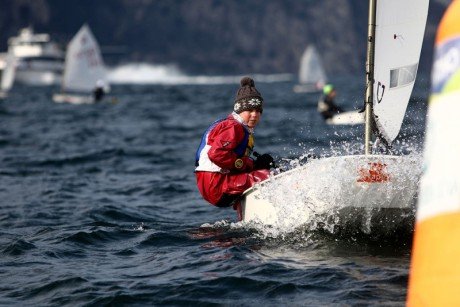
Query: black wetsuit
[[93, 87, 105, 102], [317, 95, 344, 120]]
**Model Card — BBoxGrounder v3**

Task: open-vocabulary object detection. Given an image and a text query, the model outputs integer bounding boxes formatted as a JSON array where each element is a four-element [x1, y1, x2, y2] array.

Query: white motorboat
[[7, 27, 64, 86]]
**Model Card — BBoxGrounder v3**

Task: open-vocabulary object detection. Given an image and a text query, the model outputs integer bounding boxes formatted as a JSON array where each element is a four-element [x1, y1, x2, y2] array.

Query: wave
[[2, 238, 36, 256], [107, 63, 293, 85]]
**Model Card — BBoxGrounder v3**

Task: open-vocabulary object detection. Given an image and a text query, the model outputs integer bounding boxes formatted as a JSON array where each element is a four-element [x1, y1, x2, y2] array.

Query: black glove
[[253, 152, 275, 170]]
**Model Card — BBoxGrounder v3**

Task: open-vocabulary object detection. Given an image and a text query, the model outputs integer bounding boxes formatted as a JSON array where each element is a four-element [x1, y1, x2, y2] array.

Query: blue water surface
[[0, 75, 428, 306]]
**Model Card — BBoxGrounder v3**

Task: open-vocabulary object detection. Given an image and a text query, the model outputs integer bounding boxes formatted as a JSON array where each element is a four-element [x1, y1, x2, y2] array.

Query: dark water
[[0, 75, 428, 306]]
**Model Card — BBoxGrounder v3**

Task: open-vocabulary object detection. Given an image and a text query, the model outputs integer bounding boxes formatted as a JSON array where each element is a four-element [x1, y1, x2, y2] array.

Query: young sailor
[[195, 77, 274, 220], [93, 79, 106, 102], [317, 84, 344, 120]]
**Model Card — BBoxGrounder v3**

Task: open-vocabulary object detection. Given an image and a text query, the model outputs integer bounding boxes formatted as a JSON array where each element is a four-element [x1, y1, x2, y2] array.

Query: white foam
[[107, 62, 293, 85], [242, 153, 423, 236]]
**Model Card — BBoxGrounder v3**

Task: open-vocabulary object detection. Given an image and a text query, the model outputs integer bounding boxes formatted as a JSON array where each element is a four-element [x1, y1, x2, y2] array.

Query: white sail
[[1, 52, 16, 91], [62, 24, 107, 92], [372, 0, 429, 144], [298, 45, 327, 85]]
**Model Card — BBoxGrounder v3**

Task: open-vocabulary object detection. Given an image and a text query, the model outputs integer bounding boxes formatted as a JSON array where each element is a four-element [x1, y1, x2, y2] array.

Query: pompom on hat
[[233, 77, 264, 114]]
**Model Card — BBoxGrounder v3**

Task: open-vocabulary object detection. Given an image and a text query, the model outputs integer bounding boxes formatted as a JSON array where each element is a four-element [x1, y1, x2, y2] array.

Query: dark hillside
[[0, 0, 449, 75]]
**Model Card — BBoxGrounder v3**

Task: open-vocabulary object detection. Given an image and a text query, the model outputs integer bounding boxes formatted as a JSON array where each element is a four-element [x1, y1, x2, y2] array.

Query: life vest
[[195, 116, 253, 172], [317, 100, 328, 112]]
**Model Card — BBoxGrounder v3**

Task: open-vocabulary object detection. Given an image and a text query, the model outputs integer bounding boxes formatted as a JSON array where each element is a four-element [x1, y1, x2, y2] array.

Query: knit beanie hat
[[234, 77, 264, 114]]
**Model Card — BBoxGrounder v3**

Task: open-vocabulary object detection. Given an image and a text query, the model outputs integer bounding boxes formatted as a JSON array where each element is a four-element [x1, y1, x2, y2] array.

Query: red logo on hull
[[357, 162, 390, 183]]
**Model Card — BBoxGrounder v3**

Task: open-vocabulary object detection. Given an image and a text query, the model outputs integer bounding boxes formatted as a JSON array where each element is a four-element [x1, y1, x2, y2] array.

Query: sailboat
[[53, 24, 109, 104], [241, 0, 429, 229], [293, 45, 327, 93], [0, 51, 17, 98]]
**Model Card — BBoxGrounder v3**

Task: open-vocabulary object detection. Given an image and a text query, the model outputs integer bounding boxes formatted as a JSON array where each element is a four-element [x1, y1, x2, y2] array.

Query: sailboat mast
[[364, 0, 377, 155]]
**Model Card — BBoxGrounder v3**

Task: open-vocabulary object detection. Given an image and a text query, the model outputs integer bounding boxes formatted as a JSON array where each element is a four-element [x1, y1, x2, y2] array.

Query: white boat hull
[[241, 155, 421, 230], [326, 111, 365, 125], [53, 93, 94, 104], [293, 83, 321, 93], [53, 93, 116, 105], [15, 70, 61, 86]]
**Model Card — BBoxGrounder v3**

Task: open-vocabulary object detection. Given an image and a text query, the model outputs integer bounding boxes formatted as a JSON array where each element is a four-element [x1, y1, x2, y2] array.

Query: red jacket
[[195, 113, 269, 207]]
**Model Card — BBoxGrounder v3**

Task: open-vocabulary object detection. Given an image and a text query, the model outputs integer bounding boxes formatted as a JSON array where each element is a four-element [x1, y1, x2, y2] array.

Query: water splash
[[107, 63, 185, 84], [107, 62, 293, 85], [134, 222, 146, 231], [242, 150, 422, 240]]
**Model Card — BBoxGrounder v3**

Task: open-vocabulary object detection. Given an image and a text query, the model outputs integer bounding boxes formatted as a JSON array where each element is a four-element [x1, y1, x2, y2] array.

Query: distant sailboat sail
[[293, 46, 327, 93], [53, 24, 109, 104], [1, 52, 16, 92], [299, 46, 327, 85], [62, 24, 107, 93], [372, 0, 429, 144]]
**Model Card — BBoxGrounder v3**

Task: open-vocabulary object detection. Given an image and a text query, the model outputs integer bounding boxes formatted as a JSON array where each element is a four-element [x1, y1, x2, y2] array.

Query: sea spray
[[241, 152, 423, 240], [107, 63, 293, 85]]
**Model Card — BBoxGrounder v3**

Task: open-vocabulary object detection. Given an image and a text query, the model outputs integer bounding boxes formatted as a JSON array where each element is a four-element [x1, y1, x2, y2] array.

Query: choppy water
[[0, 75, 428, 305]]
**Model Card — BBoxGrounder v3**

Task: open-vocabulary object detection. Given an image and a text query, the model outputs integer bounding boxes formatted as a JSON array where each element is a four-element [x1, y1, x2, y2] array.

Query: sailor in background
[[93, 79, 106, 102], [195, 77, 274, 220], [317, 84, 344, 120]]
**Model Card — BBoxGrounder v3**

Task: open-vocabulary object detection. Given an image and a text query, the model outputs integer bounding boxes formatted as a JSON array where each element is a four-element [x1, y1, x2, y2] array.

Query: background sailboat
[[53, 24, 109, 104], [293, 45, 327, 93], [0, 52, 17, 98], [242, 0, 429, 230]]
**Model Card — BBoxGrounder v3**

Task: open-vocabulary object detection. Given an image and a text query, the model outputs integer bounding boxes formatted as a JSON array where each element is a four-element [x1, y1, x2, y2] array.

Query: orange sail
[[407, 0, 460, 305]]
